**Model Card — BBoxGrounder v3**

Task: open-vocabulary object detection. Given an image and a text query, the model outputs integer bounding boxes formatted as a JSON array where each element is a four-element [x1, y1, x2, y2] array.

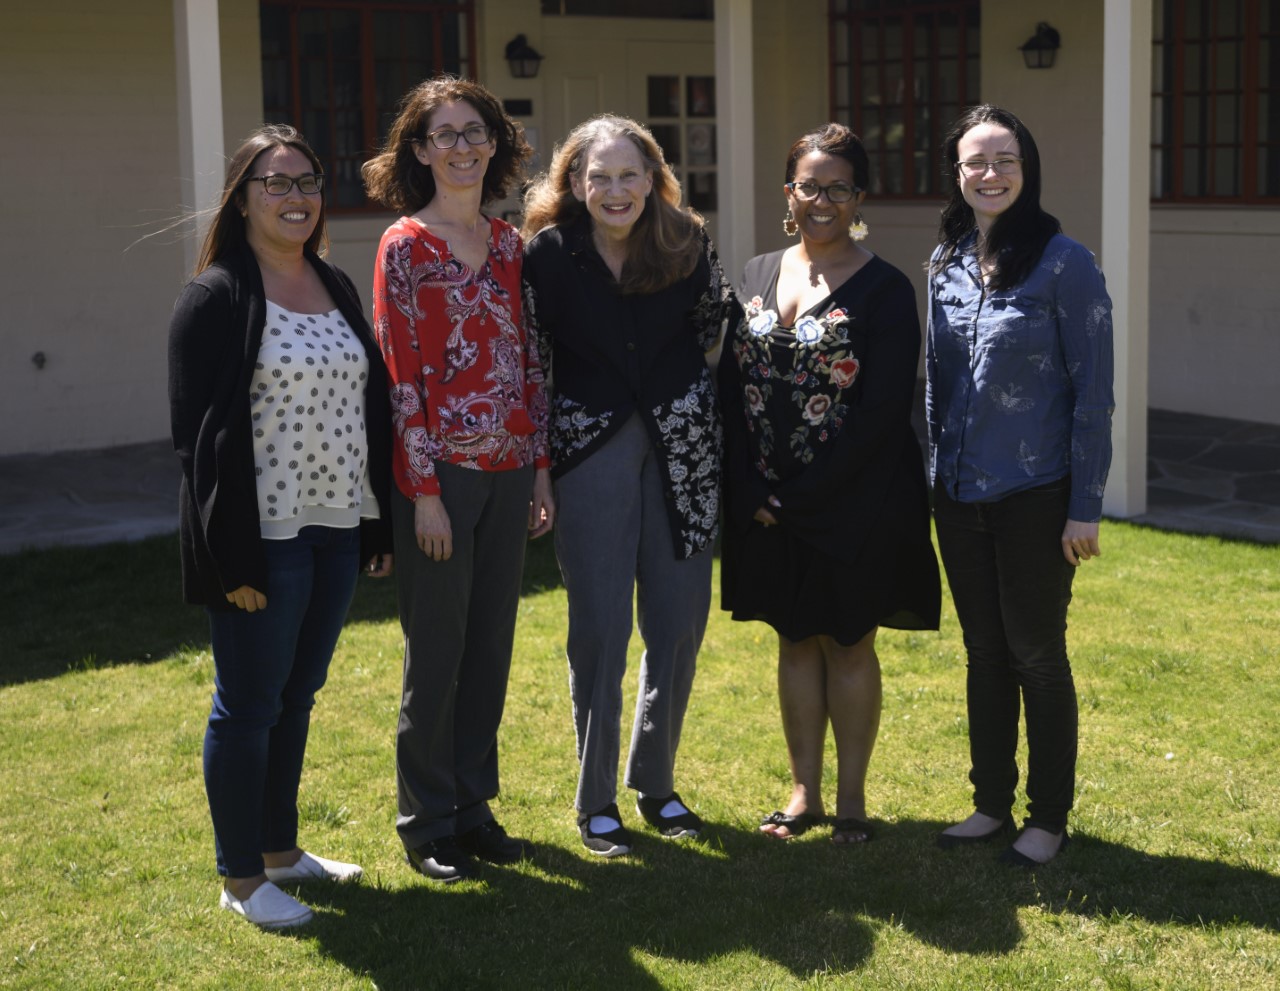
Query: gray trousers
[[392, 461, 534, 848], [554, 414, 713, 815]]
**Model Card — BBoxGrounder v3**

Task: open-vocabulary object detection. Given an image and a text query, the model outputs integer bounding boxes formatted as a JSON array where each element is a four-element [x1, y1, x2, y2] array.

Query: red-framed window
[[260, 0, 477, 212], [1152, 0, 1279, 203], [828, 0, 980, 199]]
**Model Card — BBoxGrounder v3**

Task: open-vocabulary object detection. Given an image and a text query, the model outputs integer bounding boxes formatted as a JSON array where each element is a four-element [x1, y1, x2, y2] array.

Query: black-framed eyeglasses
[[420, 124, 494, 150], [785, 180, 859, 203], [244, 173, 325, 196], [956, 158, 1023, 177]]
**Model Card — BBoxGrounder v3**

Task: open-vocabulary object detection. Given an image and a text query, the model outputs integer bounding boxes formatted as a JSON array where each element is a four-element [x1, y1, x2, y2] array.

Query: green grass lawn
[[1, 522, 1277, 990]]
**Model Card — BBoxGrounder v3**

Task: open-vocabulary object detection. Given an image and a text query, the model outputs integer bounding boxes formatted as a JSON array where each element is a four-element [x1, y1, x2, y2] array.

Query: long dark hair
[[521, 114, 702, 295], [362, 75, 531, 214], [195, 124, 327, 275], [932, 105, 1060, 291]]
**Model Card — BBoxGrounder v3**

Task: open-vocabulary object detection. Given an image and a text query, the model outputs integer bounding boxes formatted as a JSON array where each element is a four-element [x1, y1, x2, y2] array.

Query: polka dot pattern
[[250, 303, 376, 536]]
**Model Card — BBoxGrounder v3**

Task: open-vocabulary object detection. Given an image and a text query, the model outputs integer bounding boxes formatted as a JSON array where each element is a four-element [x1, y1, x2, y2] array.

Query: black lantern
[[1019, 22, 1061, 69], [505, 34, 543, 79]]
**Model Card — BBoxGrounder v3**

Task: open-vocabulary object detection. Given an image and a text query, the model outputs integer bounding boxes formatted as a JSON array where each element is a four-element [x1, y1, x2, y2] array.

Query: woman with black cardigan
[[168, 125, 393, 929]]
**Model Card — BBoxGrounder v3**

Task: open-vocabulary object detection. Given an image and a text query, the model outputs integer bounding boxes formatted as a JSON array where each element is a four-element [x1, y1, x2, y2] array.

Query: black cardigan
[[168, 245, 393, 607]]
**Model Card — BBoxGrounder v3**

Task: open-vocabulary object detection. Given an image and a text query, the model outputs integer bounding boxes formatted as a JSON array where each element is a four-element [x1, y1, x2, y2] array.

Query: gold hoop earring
[[783, 209, 799, 237], [849, 213, 869, 241]]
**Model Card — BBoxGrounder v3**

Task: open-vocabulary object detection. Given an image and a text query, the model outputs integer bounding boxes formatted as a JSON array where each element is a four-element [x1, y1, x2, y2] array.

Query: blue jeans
[[933, 478, 1078, 832], [204, 525, 360, 877]]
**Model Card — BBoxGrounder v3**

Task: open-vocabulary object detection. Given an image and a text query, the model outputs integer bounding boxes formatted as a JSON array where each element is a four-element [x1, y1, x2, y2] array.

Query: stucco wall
[[1, 2, 186, 455]]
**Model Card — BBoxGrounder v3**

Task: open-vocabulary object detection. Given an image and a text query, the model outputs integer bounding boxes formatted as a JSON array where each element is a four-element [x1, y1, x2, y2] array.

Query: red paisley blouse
[[372, 215, 550, 500]]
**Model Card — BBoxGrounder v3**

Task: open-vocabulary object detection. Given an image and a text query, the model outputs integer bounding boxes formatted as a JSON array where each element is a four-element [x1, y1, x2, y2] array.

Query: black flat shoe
[[935, 814, 1016, 850], [456, 819, 533, 864], [405, 837, 478, 882], [636, 791, 703, 838], [999, 830, 1071, 868]]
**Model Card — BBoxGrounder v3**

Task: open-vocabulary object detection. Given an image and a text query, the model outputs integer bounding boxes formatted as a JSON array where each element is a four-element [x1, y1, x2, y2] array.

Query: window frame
[[828, 0, 980, 201], [1151, 0, 1277, 204], [260, 0, 478, 214]]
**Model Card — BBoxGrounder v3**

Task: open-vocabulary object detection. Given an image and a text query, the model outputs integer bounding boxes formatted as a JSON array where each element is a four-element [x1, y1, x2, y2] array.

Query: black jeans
[[933, 477, 1078, 832]]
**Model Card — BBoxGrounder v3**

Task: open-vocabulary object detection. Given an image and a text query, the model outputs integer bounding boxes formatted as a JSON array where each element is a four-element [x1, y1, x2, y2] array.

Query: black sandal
[[760, 810, 819, 839], [830, 817, 875, 845]]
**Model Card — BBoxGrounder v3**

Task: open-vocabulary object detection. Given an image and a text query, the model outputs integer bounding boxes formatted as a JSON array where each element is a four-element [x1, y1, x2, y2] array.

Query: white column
[[174, 0, 226, 275], [714, 0, 755, 282], [1101, 0, 1151, 517]]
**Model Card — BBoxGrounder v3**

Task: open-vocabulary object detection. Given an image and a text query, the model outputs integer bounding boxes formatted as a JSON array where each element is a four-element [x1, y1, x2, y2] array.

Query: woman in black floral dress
[[522, 115, 737, 857], [719, 124, 940, 845]]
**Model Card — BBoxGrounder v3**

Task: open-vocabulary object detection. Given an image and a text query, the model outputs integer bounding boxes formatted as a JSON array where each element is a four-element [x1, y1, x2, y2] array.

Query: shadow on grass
[[293, 820, 1280, 989], [0, 533, 564, 688]]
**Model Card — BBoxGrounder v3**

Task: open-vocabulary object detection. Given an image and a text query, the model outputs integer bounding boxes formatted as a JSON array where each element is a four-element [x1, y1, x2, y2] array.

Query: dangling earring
[[849, 213, 869, 241], [783, 209, 799, 237]]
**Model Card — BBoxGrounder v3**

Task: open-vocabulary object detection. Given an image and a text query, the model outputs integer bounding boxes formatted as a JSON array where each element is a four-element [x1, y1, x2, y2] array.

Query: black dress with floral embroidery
[[718, 250, 940, 645]]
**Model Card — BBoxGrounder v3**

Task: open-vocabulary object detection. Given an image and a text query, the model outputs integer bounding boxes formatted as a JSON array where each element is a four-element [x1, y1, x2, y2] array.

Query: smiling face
[[414, 99, 495, 196], [241, 145, 322, 258], [785, 151, 866, 248], [956, 121, 1024, 235], [570, 136, 654, 243]]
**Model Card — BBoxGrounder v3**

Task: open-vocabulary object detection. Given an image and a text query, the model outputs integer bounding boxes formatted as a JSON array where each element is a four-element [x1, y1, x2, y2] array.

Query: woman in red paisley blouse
[[363, 76, 552, 883], [718, 123, 940, 845]]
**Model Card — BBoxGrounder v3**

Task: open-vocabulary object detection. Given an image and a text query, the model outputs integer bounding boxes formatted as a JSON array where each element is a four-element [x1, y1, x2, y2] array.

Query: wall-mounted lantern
[[1019, 22, 1061, 69]]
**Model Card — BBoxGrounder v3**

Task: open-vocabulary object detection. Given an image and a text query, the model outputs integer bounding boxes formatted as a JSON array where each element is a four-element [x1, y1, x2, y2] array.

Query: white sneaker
[[219, 881, 314, 929], [264, 851, 363, 884]]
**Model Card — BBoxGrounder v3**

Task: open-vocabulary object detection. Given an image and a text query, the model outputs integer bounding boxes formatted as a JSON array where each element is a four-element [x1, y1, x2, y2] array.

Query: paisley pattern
[[373, 215, 549, 499]]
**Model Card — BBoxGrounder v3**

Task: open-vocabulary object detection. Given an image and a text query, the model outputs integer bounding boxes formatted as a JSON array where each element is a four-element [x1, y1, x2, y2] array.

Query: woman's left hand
[[529, 468, 556, 539], [364, 553, 393, 577], [1061, 519, 1101, 566]]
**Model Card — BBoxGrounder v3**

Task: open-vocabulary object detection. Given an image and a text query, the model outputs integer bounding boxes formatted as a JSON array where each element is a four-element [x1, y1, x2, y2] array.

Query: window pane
[[686, 123, 715, 165], [1213, 147, 1238, 195], [1214, 94, 1239, 143], [1181, 147, 1203, 195], [937, 12, 958, 57], [860, 65, 881, 105], [1214, 40, 1239, 89], [687, 171, 716, 213], [1183, 0, 1205, 38], [687, 77, 715, 117], [937, 58, 959, 101], [330, 9, 359, 58], [648, 76, 679, 118], [1185, 42, 1203, 88], [1260, 146, 1280, 196], [261, 5, 290, 57], [650, 124, 681, 165], [1151, 147, 1170, 198], [1183, 95, 1203, 137], [1216, 0, 1240, 34], [299, 10, 328, 57], [1260, 40, 1273, 87], [883, 151, 903, 195]]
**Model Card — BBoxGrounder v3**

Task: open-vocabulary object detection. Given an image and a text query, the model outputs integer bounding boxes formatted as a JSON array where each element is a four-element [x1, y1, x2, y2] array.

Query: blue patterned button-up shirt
[[926, 232, 1115, 522]]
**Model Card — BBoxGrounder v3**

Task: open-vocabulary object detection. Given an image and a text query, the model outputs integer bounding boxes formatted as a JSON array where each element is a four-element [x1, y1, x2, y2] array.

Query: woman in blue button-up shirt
[[926, 105, 1114, 867]]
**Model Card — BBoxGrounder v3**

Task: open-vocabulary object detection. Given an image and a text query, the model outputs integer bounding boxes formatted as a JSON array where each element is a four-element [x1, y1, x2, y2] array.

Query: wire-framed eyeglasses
[[420, 124, 494, 150], [956, 158, 1023, 177], [785, 180, 859, 203], [244, 173, 325, 196]]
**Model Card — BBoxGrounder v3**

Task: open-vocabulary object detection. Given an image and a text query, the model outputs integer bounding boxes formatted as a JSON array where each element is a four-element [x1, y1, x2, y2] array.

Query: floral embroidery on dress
[[735, 298, 861, 474], [651, 368, 722, 557]]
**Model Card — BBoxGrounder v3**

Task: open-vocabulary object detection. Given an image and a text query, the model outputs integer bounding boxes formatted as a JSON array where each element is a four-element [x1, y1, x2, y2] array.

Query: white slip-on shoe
[[263, 851, 363, 884], [219, 881, 314, 929]]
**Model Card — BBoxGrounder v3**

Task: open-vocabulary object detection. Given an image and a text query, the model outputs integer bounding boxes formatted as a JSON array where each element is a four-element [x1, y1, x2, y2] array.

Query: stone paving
[[1, 407, 1278, 556]]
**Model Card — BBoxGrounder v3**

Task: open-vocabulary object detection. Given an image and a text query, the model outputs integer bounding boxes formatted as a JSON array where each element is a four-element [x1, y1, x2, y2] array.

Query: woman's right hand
[[753, 495, 782, 527], [225, 585, 267, 612], [414, 494, 453, 561]]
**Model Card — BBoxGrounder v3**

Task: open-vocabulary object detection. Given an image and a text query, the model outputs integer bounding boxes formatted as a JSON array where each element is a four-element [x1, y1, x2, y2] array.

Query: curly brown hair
[[521, 114, 702, 295], [362, 75, 531, 214]]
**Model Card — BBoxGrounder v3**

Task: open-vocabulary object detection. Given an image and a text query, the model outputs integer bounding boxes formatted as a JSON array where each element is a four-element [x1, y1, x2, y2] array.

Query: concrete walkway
[[2, 408, 1278, 556]]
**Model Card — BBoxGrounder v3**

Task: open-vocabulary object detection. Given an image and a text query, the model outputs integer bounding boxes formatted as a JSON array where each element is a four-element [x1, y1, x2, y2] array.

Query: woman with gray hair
[[522, 115, 737, 856]]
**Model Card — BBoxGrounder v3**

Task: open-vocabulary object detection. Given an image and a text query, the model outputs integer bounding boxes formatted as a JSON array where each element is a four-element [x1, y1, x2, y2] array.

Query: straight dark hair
[[932, 105, 1061, 291], [195, 124, 327, 276]]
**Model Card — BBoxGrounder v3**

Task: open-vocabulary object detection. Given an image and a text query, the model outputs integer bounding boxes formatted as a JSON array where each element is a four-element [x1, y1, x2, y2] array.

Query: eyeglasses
[[785, 180, 859, 203], [420, 124, 494, 150], [956, 158, 1023, 177], [245, 173, 325, 196]]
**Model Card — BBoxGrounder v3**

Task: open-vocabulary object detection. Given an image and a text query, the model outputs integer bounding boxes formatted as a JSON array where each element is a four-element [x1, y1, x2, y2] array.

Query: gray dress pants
[[392, 461, 534, 849], [553, 414, 713, 815]]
